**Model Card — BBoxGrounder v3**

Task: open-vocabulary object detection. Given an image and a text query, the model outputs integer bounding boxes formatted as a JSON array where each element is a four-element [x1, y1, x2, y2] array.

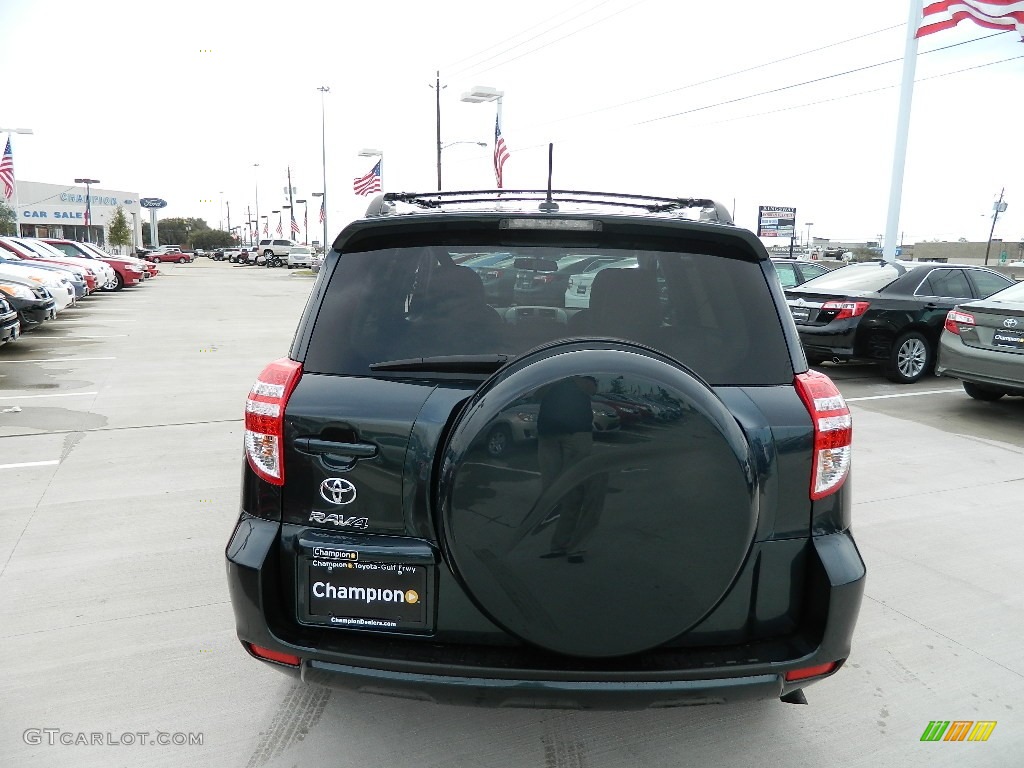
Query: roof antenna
[[539, 143, 558, 212]]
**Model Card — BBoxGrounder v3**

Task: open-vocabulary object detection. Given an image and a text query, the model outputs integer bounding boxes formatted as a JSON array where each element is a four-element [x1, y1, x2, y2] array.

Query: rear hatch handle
[[295, 437, 379, 469]]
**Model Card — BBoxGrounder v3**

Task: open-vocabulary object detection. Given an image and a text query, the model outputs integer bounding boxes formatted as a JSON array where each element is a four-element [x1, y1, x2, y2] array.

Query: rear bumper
[[937, 332, 1024, 393], [796, 320, 862, 360], [226, 515, 865, 709]]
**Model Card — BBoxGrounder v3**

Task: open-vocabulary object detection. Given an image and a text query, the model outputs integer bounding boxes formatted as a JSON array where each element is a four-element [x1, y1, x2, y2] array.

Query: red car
[[0, 239, 98, 293], [43, 239, 146, 290]]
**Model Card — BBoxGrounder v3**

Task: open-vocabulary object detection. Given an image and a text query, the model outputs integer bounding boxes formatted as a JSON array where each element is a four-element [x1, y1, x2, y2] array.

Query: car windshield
[[302, 244, 792, 386], [794, 263, 902, 292]]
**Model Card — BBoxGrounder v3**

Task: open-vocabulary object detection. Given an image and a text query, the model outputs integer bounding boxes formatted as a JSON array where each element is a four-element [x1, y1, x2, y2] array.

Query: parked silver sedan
[[936, 279, 1024, 400]]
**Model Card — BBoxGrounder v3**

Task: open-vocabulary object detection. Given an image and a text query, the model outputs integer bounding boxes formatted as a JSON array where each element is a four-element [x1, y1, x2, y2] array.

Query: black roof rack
[[371, 190, 734, 224]]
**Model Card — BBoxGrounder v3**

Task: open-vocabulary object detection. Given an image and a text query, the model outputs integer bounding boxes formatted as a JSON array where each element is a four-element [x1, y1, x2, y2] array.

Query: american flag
[[263, 220, 269, 236], [276, 217, 283, 236], [918, 0, 1024, 37], [290, 214, 300, 236], [0, 137, 14, 200], [303, 206, 308, 240], [319, 198, 325, 223], [493, 116, 510, 189], [353, 160, 382, 196]]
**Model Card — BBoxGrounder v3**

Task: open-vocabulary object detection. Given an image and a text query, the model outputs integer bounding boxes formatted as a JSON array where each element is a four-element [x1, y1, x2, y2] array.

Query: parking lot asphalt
[[1, 260, 1022, 768]]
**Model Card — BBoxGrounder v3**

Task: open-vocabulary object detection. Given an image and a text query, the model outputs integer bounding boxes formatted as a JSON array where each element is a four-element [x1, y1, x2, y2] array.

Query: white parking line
[[846, 388, 962, 402], [0, 357, 116, 364], [0, 460, 59, 470], [44, 335, 128, 339], [0, 391, 99, 401]]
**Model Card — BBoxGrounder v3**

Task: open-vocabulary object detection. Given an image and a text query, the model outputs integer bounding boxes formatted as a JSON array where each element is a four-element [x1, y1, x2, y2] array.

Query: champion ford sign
[[140, 198, 168, 209]]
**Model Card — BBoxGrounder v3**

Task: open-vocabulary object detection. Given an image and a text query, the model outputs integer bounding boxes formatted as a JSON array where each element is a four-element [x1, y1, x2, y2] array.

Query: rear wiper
[[369, 354, 511, 373]]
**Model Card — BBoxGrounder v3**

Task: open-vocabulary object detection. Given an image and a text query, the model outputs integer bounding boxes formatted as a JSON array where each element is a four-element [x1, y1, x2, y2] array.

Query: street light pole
[[74, 177, 100, 243], [1, 127, 33, 237], [459, 86, 505, 186], [317, 86, 330, 253], [253, 163, 260, 240]]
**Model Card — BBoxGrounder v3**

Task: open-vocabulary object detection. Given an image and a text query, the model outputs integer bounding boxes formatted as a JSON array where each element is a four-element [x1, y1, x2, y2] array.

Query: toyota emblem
[[320, 478, 357, 505], [1004, 318, 1019, 328]]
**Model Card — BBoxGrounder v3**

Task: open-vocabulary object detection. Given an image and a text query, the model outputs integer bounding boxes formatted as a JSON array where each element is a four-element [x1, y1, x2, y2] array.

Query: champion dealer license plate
[[296, 536, 433, 632]]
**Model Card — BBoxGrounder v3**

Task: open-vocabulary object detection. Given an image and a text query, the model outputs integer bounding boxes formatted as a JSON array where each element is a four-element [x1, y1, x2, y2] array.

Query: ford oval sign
[[140, 198, 168, 209]]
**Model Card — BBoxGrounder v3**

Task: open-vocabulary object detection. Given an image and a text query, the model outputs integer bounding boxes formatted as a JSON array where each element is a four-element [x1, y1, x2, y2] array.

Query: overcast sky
[[1, 0, 1022, 247]]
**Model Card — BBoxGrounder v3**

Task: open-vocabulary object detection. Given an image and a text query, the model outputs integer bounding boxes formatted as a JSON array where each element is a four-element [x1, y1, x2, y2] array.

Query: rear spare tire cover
[[439, 341, 758, 657]]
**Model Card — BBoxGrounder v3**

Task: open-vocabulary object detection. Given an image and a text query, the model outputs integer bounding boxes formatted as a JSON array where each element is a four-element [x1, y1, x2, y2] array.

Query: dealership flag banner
[[353, 161, 382, 196], [0, 137, 14, 200], [319, 198, 325, 223], [917, 1, 1024, 37], [263, 220, 269, 236], [884, 0, 1023, 261], [276, 216, 283, 236], [494, 116, 510, 189], [291, 214, 300, 236]]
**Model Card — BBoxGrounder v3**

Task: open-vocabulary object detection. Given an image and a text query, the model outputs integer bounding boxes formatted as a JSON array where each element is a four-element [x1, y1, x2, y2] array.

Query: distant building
[[12, 180, 143, 248]]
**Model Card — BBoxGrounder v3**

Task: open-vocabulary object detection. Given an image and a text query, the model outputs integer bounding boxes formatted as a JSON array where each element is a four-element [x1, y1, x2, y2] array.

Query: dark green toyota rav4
[[225, 190, 864, 709]]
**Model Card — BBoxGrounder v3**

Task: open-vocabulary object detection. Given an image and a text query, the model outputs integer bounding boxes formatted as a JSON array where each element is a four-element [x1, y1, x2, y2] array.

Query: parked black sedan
[[0, 279, 58, 331], [0, 294, 19, 344], [785, 261, 1014, 383]]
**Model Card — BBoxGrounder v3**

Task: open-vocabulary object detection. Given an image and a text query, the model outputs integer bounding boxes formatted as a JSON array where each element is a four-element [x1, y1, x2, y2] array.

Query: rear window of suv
[[304, 244, 793, 386]]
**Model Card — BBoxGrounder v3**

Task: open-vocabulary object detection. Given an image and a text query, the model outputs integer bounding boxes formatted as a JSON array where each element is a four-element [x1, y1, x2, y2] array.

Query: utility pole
[[226, 201, 231, 238], [247, 206, 253, 245], [435, 70, 443, 191], [984, 187, 1007, 266]]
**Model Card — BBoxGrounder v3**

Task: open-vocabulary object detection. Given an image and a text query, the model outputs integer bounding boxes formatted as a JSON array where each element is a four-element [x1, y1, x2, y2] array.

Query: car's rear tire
[[177, 256, 186, 264], [152, 256, 161, 264], [884, 331, 932, 384], [963, 382, 1005, 401]]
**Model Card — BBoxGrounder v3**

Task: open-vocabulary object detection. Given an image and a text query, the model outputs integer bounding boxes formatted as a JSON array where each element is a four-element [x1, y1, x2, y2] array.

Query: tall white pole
[[318, 86, 329, 252], [883, 0, 924, 262]]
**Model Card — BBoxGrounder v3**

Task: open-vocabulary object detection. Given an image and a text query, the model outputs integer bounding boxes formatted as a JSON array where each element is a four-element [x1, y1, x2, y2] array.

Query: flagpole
[[883, 0, 924, 262]]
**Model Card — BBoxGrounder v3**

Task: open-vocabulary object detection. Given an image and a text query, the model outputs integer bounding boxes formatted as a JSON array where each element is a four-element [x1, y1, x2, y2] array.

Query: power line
[[686, 53, 1024, 132], [527, 21, 906, 130], [445, 0, 613, 77], [475, 48, 1021, 160], [636, 32, 1004, 126], [458, 0, 650, 80]]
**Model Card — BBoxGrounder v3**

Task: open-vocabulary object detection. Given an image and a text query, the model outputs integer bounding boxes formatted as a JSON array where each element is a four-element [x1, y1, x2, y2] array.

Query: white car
[[10, 237, 117, 289], [286, 246, 314, 268], [0, 261, 75, 311], [77, 242, 153, 277], [564, 257, 638, 309]]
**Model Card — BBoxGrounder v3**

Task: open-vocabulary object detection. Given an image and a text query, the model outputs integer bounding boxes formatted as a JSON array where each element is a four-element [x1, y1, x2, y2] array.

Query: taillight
[[244, 358, 302, 485], [821, 300, 870, 320], [248, 643, 301, 666], [785, 661, 839, 681], [944, 309, 975, 335], [482, 269, 503, 279], [795, 371, 852, 500]]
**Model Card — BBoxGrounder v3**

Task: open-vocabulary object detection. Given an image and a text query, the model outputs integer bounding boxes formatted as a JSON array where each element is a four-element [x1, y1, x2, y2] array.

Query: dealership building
[[11, 180, 143, 251]]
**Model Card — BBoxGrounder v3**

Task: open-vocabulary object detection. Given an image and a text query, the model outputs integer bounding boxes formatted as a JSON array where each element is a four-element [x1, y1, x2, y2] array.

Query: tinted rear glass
[[796, 263, 901, 292], [304, 245, 793, 385], [985, 280, 1024, 303]]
